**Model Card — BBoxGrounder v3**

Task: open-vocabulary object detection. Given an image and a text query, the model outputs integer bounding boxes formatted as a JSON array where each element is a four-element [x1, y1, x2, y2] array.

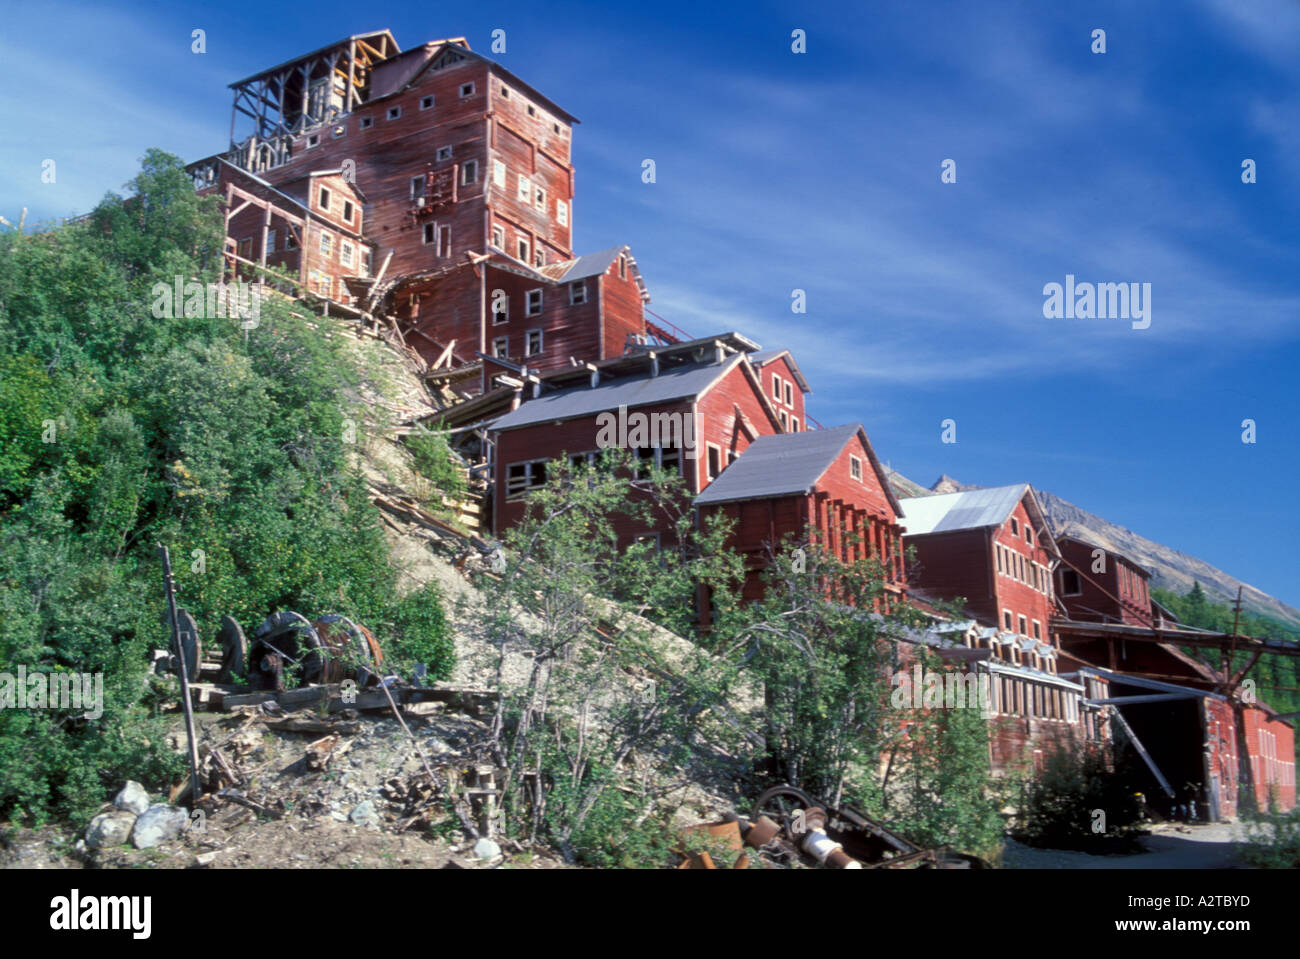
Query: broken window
[[506, 460, 546, 498]]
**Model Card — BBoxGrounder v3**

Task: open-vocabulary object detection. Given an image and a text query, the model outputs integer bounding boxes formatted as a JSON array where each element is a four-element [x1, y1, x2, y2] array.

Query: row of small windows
[[490, 283, 585, 325], [1001, 609, 1045, 642], [491, 328, 545, 360], [315, 187, 356, 226], [498, 84, 568, 136], [506, 445, 681, 499], [989, 676, 1078, 722], [308, 85, 478, 143], [995, 542, 1050, 595]]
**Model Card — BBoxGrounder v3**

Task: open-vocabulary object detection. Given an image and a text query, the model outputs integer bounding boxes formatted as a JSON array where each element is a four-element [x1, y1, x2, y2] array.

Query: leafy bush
[[1241, 805, 1300, 868], [1014, 743, 1144, 851], [0, 150, 452, 824], [389, 583, 455, 680], [406, 428, 466, 501]]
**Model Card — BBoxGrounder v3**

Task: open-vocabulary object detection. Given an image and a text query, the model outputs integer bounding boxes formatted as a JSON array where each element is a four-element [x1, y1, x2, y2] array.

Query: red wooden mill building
[[189, 28, 1295, 815]]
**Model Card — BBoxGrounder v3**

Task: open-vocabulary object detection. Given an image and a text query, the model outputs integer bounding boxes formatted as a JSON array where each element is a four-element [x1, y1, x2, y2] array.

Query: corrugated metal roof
[[489, 354, 740, 432], [538, 246, 623, 283], [694, 424, 862, 506], [900, 484, 1030, 535]]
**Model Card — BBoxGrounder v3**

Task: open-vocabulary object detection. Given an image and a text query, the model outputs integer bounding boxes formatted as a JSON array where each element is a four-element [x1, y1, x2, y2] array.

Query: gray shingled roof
[[694, 424, 862, 505], [900, 484, 1030, 535], [489, 354, 741, 432]]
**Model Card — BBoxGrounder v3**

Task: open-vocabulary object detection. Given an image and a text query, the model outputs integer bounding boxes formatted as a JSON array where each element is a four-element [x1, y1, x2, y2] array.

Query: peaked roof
[[694, 424, 902, 516], [489, 354, 745, 432], [481, 244, 651, 302], [748, 348, 811, 394], [901, 484, 1059, 556]]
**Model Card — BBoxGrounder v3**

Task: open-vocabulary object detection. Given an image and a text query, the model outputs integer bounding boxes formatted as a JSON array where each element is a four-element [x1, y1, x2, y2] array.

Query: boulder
[[85, 810, 137, 849], [132, 804, 189, 849], [114, 780, 151, 815]]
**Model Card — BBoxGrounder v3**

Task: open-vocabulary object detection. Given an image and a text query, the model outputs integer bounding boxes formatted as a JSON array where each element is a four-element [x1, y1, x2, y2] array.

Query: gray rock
[[131, 804, 190, 849], [349, 800, 377, 826], [473, 837, 502, 860], [114, 780, 151, 815], [86, 810, 136, 849]]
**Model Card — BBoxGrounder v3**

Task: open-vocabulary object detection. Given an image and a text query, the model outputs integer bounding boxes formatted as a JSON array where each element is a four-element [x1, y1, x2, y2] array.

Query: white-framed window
[[492, 335, 509, 359], [306, 133, 320, 148], [1018, 615, 1027, 636], [557, 199, 568, 226], [462, 159, 478, 185], [517, 238, 530, 262], [618, 254, 627, 279], [569, 281, 587, 305], [1003, 609, 1013, 631], [459, 81, 475, 98], [359, 116, 374, 130], [500, 85, 510, 99], [1010, 517, 1020, 536], [420, 94, 435, 110], [517, 174, 531, 202], [493, 160, 506, 187], [387, 105, 402, 120], [1032, 620, 1042, 640], [505, 459, 547, 499], [771, 373, 781, 401], [526, 329, 543, 356], [534, 186, 546, 212], [342, 200, 354, 224], [361, 248, 372, 276], [318, 186, 331, 210], [850, 455, 863, 481], [533, 248, 545, 268], [790, 416, 799, 432], [492, 292, 508, 325], [436, 145, 453, 162], [331, 123, 346, 139], [526, 289, 543, 316], [491, 224, 505, 249], [784, 381, 793, 406], [410, 175, 425, 201], [422, 222, 436, 245], [340, 241, 354, 268], [527, 104, 537, 118], [779, 411, 788, 430], [319, 230, 333, 257]]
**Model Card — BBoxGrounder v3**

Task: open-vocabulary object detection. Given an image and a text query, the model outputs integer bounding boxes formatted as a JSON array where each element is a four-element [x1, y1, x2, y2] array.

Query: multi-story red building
[[190, 32, 658, 388], [902, 484, 1060, 645], [694, 424, 905, 605], [1055, 534, 1153, 626]]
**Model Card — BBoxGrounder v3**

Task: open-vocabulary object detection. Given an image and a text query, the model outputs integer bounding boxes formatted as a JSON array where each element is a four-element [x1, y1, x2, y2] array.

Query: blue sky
[[2, 0, 1298, 605]]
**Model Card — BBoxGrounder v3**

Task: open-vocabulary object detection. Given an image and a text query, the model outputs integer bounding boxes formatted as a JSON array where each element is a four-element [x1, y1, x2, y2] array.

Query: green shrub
[[1241, 806, 1300, 868], [389, 583, 455, 681], [1014, 743, 1144, 851], [406, 428, 466, 501]]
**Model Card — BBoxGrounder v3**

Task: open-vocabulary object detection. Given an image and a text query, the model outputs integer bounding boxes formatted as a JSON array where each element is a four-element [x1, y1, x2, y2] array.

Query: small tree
[[474, 449, 745, 863]]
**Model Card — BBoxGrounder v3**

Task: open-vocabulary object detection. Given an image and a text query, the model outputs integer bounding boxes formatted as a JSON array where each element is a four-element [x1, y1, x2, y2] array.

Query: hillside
[[886, 470, 1300, 632]]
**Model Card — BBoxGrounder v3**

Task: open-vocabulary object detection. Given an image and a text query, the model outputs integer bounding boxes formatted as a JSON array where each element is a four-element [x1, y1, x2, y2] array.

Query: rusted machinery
[[247, 611, 385, 692], [737, 785, 990, 869]]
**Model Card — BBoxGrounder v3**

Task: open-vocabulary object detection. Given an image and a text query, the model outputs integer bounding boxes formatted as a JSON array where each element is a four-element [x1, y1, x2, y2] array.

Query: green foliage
[[0, 150, 451, 824], [389, 583, 455, 680], [1014, 743, 1144, 852], [405, 427, 467, 501], [478, 449, 745, 865], [1241, 806, 1300, 868]]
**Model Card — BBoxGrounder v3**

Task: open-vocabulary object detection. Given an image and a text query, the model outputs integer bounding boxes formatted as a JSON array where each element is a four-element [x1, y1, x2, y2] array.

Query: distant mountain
[[884, 469, 1300, 631]]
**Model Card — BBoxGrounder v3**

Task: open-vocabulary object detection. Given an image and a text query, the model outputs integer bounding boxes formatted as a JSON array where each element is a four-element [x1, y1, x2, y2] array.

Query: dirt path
[[1003, 823, 1250, 869]]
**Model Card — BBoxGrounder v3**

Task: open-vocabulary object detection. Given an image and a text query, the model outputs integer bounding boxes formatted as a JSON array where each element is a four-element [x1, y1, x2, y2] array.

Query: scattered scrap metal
[[679, 785, 990, 869]]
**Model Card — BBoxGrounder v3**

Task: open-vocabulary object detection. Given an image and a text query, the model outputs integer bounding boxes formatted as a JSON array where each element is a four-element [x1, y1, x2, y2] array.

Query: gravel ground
[[1003, 822, 1251, 869]]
